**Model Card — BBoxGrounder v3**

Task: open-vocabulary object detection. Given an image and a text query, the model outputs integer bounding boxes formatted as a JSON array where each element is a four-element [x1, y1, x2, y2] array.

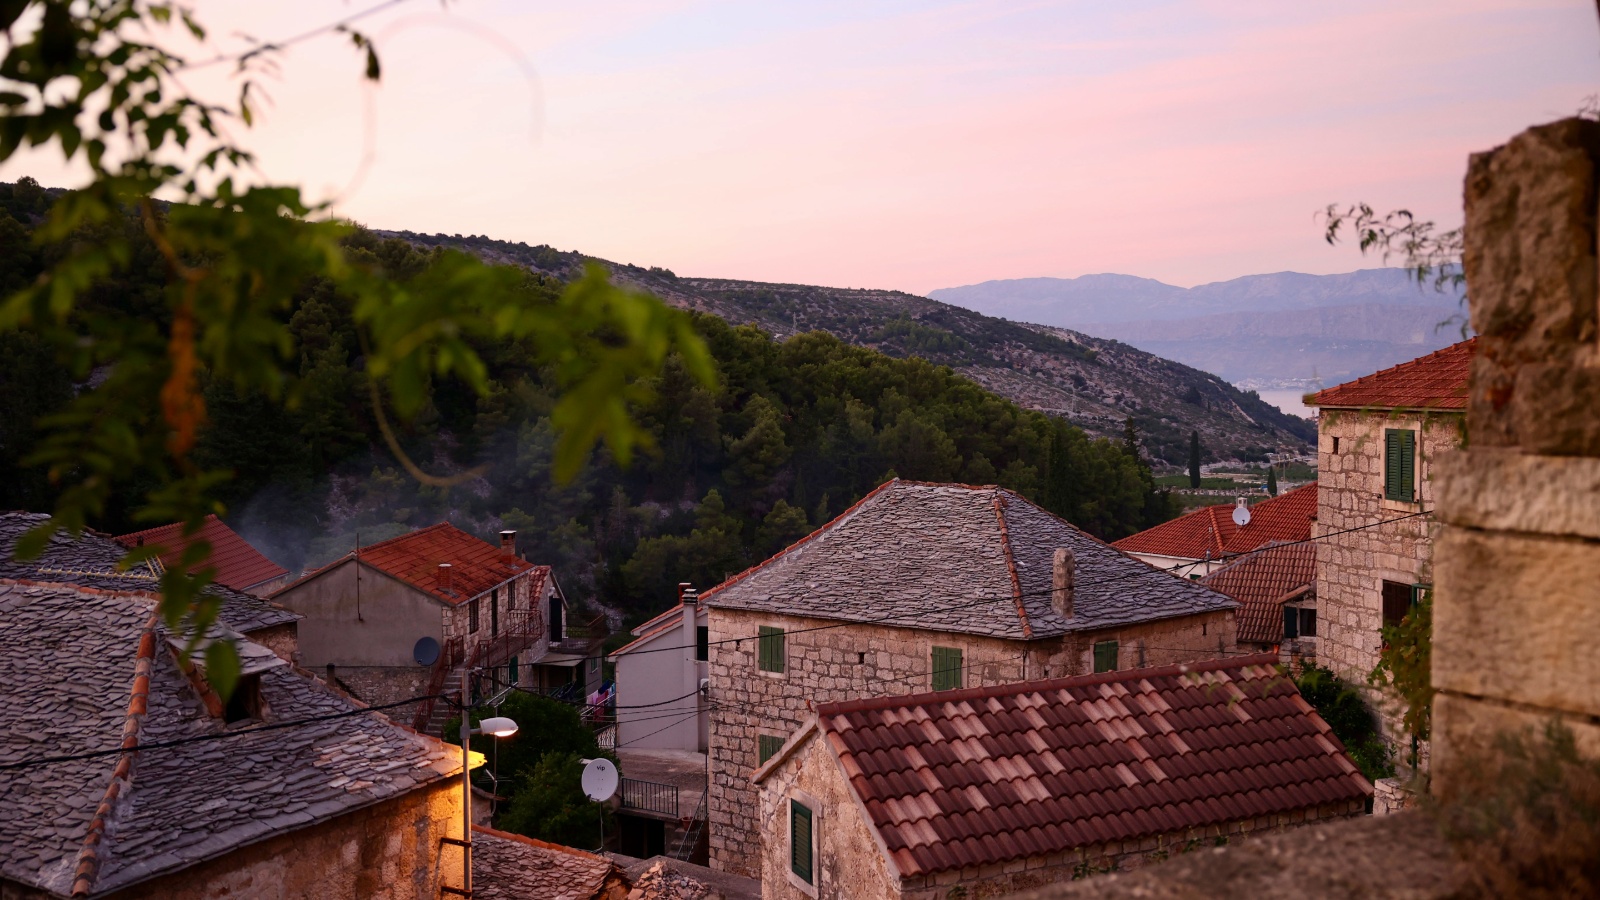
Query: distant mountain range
[[382, 232, 1317, 467], [928, 269, 1468, 386]]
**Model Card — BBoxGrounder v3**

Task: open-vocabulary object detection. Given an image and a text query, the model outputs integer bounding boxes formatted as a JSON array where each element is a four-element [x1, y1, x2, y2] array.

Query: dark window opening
[[508, 655, 518, 685], [696, 625, 709, 661], [549, 596, 564, 642], [224, 674, 264, 724], [1382, 580, 1414, 629], [1093, 640, 1119, 674], [1332, 437, 1340, 454], [491, 589, 499, 637], [469, 598, 480, 633], [857, 652, 866, 665], [1284, 607, 1317, 639]]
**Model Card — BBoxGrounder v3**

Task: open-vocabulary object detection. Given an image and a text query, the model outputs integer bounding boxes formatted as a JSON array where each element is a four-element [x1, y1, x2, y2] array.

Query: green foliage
[[1266, 465, 1278, 496], [0, 3, 708, 677], [446, 691, 609, 796], [1369, 593, 1432, 744], [1294, 664, 1395, 783], [1187, 430, 1202, 489], [496, 752, 610, 849]]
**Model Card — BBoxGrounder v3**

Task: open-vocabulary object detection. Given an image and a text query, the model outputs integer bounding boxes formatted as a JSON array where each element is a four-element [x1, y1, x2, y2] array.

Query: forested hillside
[[0, 180, 1176, 625], [385, 232, 1317, 467]]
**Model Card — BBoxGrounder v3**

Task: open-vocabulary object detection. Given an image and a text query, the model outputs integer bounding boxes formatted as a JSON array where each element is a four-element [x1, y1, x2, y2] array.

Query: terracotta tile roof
[[471, 826, 626, 900], [0, 512, 297, 633], [1308, 338, 1475, 411], [1201, 542, 1317, 644], [113, 515, 288, 593], [0, 580, 460, 898], [792, 655, 1371, 879], [1111, 484, 1317, 563], [703, 481, 1235, 639], [278, 522, 538, 606]]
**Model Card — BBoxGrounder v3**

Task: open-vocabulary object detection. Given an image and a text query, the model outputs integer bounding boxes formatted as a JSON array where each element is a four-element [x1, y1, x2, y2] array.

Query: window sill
[[1380, 496, 1423, 514]]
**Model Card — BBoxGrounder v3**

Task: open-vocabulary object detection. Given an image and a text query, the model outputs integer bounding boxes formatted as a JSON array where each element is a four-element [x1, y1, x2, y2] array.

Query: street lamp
[[455, 669, 518, 898]]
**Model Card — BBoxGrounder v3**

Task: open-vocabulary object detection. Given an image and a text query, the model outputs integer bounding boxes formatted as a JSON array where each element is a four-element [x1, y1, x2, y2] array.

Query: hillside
[[382, 231, 1316, 466], [929, 269, 1466, 387]]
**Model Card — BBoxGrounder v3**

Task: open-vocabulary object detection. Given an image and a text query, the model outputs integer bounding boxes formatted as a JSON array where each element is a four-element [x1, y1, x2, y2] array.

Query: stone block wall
[[707, 606, 1237, 876], [1433, 118, 1600, 793]]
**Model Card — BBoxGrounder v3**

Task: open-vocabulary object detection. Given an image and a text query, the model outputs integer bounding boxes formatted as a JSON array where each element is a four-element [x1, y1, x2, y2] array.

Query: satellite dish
[[581, 757, 619, 802], [413, 636, 441, 667], [1232, 497, 1252, 527]]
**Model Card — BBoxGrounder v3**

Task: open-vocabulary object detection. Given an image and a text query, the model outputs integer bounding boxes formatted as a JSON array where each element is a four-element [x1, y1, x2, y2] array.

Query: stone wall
[[1433, 117, 1600, 793], [332, 664, 433, 719], [707, 606, 1236, 876], [245, 620, 300, 664]]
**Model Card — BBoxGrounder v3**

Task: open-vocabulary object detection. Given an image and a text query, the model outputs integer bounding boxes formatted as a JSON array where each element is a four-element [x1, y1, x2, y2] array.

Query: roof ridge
[[113, 513, 221, 543], [991, 496, 1031, 639], [71, 609, 160, 898], [472, 824, 613, 864], [816, 654, 1282, 719], [1310, 337, 1475, 409]]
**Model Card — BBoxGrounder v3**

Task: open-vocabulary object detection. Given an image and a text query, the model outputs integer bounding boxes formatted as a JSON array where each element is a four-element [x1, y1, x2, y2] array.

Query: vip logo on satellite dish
[[581, 757, 619, 802]]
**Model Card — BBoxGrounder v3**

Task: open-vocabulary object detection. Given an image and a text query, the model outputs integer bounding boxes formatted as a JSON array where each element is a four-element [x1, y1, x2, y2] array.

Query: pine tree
[[1188, 431, 1202, 489], [1267, 465, 1279, 497]]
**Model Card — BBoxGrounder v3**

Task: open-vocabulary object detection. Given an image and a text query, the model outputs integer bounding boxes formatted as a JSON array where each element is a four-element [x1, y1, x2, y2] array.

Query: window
[[759, 734, 784, 765], [790, 800, 814, 884], [696, 625, 709, 662], [469, 598, 480, 633], [589, 656, 600, 674], [1384, 429, 1416, 502], [758, 626, 786, 673], [508, 655, 518, 685], [1283, 607, 1317, 639], [931, 646, 963, 691], [1093, 640, 1119, 673], [1332, 437, 1340, 454], [1381, 580, 1414, 629], [224, 674, 264, 723], [491, 588, 499, 636]]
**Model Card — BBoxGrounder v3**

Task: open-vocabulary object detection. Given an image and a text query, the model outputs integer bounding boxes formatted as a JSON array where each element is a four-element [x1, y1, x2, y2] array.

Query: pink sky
[[5, 1, 1594, 294]]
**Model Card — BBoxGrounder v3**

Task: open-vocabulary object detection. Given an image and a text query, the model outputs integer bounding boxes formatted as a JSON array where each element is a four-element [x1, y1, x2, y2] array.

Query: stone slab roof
[[0, 580, 460, 898], [701, 481, 1235, 640], [1112, 484, 1316, 563], [472, 826, 625, 900], [1308, 338, 1475, 411], [1201, 542, 1317, 645], [0, 512, 297, 634], [769, 655, 1371, 879], [275, 522, 540, 607], [114, 515, 288, 593]]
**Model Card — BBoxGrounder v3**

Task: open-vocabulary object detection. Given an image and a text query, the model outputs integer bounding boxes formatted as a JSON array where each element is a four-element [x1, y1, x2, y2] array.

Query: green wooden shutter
[[758, 626, 785, 673], [1282, 607, 1299, 639], [759, 734, 784, 765], [790, 800, 813, 883], [931, 646, 963, 691], [1093, 640, 1119, 673], [1385, 429, 1416, 501], [1400, 430, 1416, 501]]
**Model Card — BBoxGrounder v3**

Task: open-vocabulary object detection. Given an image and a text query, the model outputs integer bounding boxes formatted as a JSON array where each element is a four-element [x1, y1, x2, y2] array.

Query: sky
[[4, 1, 1595, 294]]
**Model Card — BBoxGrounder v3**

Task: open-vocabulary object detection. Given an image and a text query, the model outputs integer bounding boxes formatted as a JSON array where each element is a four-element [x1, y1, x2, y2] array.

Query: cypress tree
[[1188, 431, 1202, 488], [1267, 465, 1279, 497]]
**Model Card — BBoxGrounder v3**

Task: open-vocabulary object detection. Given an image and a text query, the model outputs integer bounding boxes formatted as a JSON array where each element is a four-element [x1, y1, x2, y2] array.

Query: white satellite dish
[[1232, 497, 1252, 527], [580, 757, 619, 802]]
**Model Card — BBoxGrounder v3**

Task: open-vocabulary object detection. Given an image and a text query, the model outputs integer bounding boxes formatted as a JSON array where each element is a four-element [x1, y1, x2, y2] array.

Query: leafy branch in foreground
[[1370, 591, 1433, 754], [1319, 202, 1464, 294], [0, 1, 709, 692]]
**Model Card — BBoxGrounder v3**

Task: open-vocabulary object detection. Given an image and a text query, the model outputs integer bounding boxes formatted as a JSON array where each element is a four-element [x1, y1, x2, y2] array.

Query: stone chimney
[[500, 530, 517, 562], [1052, 548, 1075, 619], [437, 562, 453, 595]]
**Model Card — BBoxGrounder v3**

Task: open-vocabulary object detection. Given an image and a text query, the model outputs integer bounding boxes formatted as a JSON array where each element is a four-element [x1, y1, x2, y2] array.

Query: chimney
[[437, 562, 453, 595], [678, 582, 693, 604], [1052, 548, 1075, 619], [500, 530, 517, 562]]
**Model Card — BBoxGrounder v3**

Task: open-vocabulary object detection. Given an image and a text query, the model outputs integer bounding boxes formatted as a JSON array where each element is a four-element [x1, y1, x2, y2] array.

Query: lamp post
[[458, 667, 518, 897]]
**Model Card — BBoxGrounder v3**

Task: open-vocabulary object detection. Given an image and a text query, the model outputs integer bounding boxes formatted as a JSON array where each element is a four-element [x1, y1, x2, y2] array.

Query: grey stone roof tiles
[[702, 481, 1235, 640], [0, 512, 297, 633], [471, 826, 620, 900], [0, 581, 459, 898]]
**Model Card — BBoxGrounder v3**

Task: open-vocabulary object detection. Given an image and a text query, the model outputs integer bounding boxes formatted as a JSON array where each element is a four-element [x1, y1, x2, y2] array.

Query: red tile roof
[[791, 655, 1370, 878], [1308, 338, 1475, 411], [1112, 483, 1317, 562], [1202, 542, 1317, 644], [278, 523, 538, 606], [114, 515, 288, 592]]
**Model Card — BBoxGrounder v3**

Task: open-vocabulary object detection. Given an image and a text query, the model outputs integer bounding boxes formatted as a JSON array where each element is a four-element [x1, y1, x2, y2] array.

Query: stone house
[[752, 655, 1371, 900], [114, 513, 291, 596], [0, 511, 301, 661], [1306, 339, 1472, 714], [702, 480, 1240, 876], [1112, 483, 1317, 580], [0, 579, 469, 899], [1200, 541, 1318, 657], [270, 523, 598, 732]]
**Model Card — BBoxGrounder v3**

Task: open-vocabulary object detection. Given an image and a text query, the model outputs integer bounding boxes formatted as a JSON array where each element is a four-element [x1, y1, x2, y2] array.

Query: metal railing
[[671, 790, 708, 861], [620, 777, 679, 818]]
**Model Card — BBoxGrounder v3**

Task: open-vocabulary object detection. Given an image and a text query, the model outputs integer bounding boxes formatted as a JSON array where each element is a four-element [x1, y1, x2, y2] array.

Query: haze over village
[[0, 3, 1596, 900]]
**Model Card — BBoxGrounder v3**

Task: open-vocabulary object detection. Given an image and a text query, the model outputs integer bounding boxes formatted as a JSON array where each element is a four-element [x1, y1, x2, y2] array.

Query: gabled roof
[[1111, 483, 1316, 563], [702, 480, 1235, 640], [114, 514, 288, 592], [1308, 337, 1475, 411], [783, 655, 1370, 879], [0, 512, 297, 633], [610, 602, 706, 659], [1201, 542, 1317, 644], [0, 580, 460, 898], [276, 522, 538, 606]]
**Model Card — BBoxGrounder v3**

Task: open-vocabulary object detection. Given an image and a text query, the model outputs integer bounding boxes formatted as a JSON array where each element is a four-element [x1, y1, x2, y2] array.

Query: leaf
[[204, 640, 241, 702], [365, 46, 380, 81]]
